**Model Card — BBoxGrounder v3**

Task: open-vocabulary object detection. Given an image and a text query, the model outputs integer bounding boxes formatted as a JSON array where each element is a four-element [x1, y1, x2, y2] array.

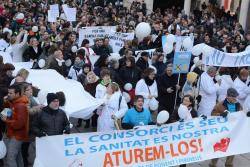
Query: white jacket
[[95, 83, 107, 99], [217, 75, 234, 102], [233, 77, 250, 106], [97, 91, 128, 132], [198, 72, 219, 116], [135, 79, 158, 109], [12, 33, 28, 62], [68, 66, 82, 80]]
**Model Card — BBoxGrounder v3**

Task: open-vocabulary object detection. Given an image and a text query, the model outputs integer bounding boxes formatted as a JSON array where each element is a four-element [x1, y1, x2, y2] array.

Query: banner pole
[[173, 73, 180, 112]]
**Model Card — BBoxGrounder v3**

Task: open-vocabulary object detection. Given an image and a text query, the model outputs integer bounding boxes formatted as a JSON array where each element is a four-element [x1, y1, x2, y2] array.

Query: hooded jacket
[[4, 95, 29, 141]]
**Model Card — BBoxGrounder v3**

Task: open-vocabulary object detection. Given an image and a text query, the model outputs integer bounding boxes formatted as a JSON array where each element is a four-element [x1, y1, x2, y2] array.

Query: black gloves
[[38, 131, 47, 137], [247, 112, 250, 117], [196, 95, 202, 104], [179, 119, 184, 122], [220, 110, 229, 118], [200, 114, 207, 120]]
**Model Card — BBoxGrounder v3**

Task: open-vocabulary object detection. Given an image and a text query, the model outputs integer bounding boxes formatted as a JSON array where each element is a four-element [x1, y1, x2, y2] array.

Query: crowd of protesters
[[0, 0, 250, 166]]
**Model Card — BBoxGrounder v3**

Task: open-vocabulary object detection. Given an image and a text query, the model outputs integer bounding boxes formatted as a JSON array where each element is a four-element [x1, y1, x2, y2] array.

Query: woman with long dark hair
[[135, 67, 158, 110]]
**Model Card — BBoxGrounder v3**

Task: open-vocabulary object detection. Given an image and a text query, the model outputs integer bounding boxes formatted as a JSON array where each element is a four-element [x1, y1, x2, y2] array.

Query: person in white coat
[[198, 66, 221, 116], [233, 68, 250, 106], [95, 68, 111, 99], [97, 82, 128, 132], [10, 30, 28, 62], [135, 68, 158, 110], [217, 68, 234, 102]]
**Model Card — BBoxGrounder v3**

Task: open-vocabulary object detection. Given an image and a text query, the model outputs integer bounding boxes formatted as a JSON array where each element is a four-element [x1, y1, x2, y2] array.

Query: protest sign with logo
[[162, 35, 194, 53], [35, 112, 250, 167], [78, 26, 116, 46], [172, 51, 192, 74]]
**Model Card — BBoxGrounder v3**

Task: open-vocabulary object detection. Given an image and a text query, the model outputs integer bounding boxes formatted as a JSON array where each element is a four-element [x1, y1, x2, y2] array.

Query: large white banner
[[202, 44, 250, 67], [109, 32, 134, 53], [36, 112, 250, 167], [78, 26, 116, 46], [26, 69, 103, 119]]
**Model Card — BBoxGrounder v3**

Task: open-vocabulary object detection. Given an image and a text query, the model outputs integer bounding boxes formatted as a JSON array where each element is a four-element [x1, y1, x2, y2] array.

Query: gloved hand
[[220, 110, 229, 118], [196, 95, 202, 104], [38, 131, 47, 138], [247, 112, 250, 117], [200, 114, 207, 120], [179, 119, 184, 122]]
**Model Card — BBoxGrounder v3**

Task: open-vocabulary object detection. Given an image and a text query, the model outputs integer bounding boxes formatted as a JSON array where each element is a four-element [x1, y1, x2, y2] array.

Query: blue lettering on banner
[[64, 137, 85, 156], [211, 50, 225, 65]]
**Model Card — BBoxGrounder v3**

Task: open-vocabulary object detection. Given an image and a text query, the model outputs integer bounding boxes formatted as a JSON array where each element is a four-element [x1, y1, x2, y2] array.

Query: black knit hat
[[47, 93, 59, 105]]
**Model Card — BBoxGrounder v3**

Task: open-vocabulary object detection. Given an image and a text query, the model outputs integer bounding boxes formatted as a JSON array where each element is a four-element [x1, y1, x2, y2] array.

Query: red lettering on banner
[[103, 145, 165, 167], [178, 141, 189, 155], [190, 139, 199, 153], [103, 153, 113, 167], [134, 148, 144, 163], [170, 143, 179, 157], [112, 151, 121, 166], [169, 139, 203, 157]]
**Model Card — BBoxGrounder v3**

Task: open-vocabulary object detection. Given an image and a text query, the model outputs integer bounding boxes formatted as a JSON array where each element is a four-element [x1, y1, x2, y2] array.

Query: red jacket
[[4, 96, 29, 141]]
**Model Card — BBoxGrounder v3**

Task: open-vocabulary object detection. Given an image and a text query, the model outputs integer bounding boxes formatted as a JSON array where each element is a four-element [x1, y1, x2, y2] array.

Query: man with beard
[[1, 84, 29, 167]]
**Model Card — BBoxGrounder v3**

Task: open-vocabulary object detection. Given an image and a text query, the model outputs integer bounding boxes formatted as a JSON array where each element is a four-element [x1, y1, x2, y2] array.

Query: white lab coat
[[135, 79, 158, 110], [233, 77, 250, 106], [97, 91, 128, 132], [243, 95, 250, 111], [68, 66, 82, 80], [198, 72, 219, 116], [217, 75, 234, 102], [95, 83, 107, 99]]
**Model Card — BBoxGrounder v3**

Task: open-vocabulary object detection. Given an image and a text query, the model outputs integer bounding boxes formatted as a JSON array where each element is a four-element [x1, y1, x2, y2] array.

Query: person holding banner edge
[[122, 95, 154, 129], [210, 88, 242, 167]]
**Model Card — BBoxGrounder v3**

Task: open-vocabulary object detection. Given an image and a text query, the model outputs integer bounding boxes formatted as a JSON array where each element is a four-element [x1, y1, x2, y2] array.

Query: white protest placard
[[200, 44, 250, 67], [135, 49, 156, 64], [48, 10, 57, 22], [50, 4, 59, 17], [78, 26, 116, 46], [65, 7, 76, 22], [109, 32, 134, 53], [36, 112, 250, 167]]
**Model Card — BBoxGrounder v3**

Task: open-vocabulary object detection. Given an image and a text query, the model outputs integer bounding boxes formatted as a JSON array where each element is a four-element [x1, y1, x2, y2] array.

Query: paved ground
[[69, 118, 250, 167]]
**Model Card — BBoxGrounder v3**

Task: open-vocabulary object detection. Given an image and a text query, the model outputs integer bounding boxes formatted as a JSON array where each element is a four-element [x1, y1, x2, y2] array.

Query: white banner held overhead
[[36, 112, 250, 167], [26, 69, 103, 119], [202, 44, 250, 67], [78, 26, 116, 46], [109, 32, 134, 53]]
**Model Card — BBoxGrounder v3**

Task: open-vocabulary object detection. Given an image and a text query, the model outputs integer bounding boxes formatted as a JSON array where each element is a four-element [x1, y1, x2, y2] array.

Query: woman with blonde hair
[[97, 82, 128, 132]]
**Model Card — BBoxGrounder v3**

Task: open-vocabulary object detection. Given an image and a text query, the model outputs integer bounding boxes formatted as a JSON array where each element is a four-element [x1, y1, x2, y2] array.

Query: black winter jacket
[[31, 106, 70, 137]]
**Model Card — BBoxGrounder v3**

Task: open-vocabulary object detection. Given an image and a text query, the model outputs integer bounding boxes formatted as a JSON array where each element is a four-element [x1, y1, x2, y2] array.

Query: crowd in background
[[0, 0, 250, 167]]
